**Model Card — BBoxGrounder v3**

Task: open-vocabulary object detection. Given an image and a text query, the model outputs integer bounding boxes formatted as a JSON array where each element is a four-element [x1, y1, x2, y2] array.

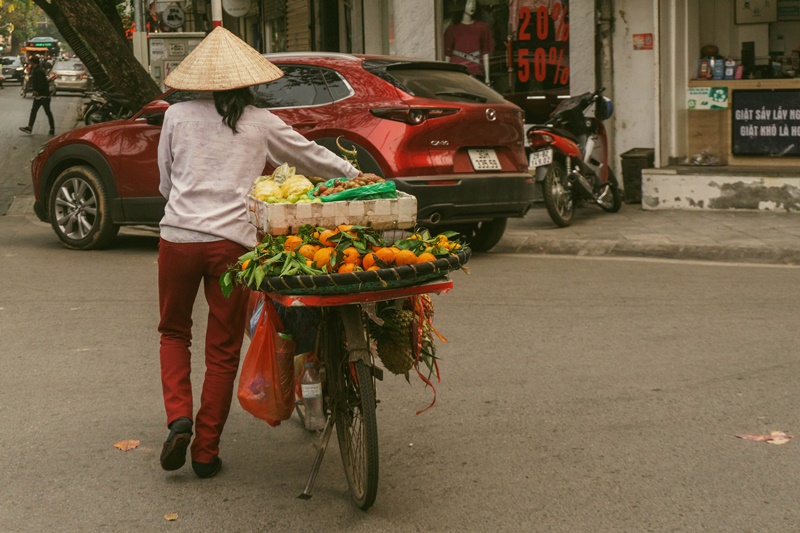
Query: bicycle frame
[[267, 278, 454, 507]]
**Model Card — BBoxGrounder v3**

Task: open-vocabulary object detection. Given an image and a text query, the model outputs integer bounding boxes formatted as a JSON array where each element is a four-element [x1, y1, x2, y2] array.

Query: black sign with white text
[[732, 89, 800, 156]]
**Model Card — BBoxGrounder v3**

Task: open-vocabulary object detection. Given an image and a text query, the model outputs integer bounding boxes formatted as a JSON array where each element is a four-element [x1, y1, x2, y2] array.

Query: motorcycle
[[527, 88, 622, 227], [81, 90, 135, 125]]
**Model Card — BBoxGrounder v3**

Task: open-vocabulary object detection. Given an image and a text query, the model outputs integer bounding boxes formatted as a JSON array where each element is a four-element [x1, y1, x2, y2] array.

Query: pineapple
[[374, 307, 416, 376]]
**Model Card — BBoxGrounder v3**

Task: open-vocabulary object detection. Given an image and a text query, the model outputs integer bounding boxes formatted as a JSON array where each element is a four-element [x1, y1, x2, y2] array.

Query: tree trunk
[[33, 0, 161, 111]]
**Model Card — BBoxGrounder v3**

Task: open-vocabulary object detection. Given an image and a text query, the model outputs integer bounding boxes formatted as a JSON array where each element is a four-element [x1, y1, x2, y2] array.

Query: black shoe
[[192, 457, 222, 478], [19, 126, 32, 134], [159, 417, 193, 471]]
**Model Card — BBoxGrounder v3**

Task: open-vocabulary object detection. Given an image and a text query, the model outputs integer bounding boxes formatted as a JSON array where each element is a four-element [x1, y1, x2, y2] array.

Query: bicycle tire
[[330, 306, 379, 510]]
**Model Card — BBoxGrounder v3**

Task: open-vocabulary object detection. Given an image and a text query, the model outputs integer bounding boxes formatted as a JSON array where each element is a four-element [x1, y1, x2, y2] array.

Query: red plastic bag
[[238, 298, 296, 426]]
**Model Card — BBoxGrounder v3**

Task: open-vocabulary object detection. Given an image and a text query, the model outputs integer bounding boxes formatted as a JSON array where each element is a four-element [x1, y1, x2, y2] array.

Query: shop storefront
[[648, 0, 800, 211]]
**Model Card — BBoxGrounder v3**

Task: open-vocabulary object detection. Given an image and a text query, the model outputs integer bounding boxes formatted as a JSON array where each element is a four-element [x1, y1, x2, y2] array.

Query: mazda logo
[[486, 108, 497, 121]]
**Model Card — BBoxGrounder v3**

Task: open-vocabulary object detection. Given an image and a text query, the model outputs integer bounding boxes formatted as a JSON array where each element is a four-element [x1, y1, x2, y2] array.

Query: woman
[[157, 27, 359, 478]]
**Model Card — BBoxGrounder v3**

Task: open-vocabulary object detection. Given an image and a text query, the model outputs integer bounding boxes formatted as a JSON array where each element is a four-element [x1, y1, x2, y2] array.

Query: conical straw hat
[[164, 26, 284, 91]]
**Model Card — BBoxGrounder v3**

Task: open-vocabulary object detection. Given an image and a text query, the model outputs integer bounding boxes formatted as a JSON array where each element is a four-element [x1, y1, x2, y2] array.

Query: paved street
[[3, 82, 800, 531], [2, 212, 800, 531], [0, 82, 82, 215]]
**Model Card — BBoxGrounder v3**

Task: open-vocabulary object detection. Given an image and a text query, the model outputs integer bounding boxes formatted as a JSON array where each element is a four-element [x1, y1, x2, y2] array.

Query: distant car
[[30, 53, 533, 251], [1, 56, 24, 83], [52, 60, 92, 93]]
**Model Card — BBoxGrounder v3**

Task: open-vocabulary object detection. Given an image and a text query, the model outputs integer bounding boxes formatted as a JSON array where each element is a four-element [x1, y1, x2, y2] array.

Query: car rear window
[[252, 65, 332, 108], [378, 67, 506, 104]]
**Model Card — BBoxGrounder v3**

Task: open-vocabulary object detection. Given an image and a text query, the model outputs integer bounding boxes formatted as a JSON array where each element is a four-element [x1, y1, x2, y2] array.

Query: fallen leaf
[[114, 439, 141, 451], [736, 434, 772, 442], [736, 431, 794, 445], [164, 512, 178, 521]]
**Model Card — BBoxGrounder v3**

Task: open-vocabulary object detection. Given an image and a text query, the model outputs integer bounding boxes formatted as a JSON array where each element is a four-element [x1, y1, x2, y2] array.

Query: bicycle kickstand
[[297, 407, 335, 500]]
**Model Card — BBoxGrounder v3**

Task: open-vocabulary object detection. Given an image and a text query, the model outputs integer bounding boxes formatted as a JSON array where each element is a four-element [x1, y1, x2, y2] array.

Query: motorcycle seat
[[535, 125, 579, 144]]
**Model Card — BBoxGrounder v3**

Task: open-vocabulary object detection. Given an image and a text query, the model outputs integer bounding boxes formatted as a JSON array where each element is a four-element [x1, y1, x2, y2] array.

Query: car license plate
[[468, 148, 502, 171], [529, 148, 553, 168]]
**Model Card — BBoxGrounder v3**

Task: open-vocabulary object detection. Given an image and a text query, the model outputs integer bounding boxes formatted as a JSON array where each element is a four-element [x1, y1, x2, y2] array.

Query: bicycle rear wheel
[[329, 306, 379, 510]]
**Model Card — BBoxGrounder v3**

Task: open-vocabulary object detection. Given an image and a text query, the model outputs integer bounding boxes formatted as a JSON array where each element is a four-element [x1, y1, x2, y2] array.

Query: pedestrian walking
[[156, 26, 359, 479], [19, 56, 55, 135]]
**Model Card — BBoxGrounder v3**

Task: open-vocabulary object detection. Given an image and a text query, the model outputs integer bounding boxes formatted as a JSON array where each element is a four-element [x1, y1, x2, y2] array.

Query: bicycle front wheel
[[330, 306, 379, 510]]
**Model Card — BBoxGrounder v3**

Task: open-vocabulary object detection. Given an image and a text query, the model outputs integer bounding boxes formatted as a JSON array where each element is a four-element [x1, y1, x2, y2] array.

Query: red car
[[31, 53, 533, 251]]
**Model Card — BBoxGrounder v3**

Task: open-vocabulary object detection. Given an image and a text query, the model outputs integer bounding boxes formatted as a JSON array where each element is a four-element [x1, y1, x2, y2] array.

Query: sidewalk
[[498, 204, 800, 265]]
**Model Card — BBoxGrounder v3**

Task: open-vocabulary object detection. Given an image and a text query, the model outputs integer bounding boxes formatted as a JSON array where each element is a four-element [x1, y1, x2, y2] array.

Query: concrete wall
[[612, 0, 657, 176], [391, 0, 436, 60], [642, 169, 800, 211], [569, 1, 596, 95]]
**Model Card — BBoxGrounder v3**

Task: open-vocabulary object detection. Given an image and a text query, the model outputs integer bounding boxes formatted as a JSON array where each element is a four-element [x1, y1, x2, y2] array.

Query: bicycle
[[264, 278, 455, 510]]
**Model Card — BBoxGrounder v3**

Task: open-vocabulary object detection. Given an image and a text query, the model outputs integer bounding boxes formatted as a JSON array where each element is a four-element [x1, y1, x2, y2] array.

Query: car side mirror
[[140, 99, 170, 125]]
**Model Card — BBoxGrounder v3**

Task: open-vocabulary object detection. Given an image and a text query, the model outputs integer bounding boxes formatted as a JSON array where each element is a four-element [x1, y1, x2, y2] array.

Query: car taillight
[[371, 107, 460, 125], [528, 132, 555, 149]]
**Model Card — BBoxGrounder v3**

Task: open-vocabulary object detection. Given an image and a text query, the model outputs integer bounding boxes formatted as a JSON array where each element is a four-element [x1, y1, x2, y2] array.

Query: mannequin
[[444, 0, 493, 85]]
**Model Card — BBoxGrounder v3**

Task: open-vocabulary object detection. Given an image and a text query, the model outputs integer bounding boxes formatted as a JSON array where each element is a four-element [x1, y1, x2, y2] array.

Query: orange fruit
[[313, 247, 335, 270], [375, 247, 396, 265], [241, 259, 251, 270], [284, 235, 303, 251], [337, 262, 358, 273], [342, 246, 361, 265], [367, 265, 381, 271], [417, 252, 437, 262], [395, 249, 418, 266], [362, 252, 377, 270], [298, 244, 316, 260], [319, 229, 338, 247], [337, 224, 353, 232]]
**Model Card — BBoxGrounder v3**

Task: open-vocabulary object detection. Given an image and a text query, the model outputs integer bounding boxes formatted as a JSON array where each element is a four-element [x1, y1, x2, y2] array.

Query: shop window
[[439, 0, 570, 123], [252, 66, 332, 108]]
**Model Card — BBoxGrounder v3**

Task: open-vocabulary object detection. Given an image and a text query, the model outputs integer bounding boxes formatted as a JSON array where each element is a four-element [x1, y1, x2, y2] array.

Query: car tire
[[457, 218, 508, 253], [48, 165, 120, 250]]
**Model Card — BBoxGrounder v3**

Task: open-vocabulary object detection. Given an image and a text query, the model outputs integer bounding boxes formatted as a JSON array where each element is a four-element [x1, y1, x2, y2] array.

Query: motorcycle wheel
[[542, 161, 574, 227], [84, 106, 110, 125], [596, 169, 622, 213]]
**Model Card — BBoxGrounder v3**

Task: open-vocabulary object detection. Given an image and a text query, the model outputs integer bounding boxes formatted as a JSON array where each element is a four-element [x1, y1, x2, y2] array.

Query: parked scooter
[[82, 90, 135, 125], [527, 88, 621, 227]]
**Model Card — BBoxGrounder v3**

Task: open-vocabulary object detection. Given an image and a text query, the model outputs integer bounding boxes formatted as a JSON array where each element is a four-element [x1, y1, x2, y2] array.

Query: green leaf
[[220, 272, 233, 298], [254, 265, 266, 288]]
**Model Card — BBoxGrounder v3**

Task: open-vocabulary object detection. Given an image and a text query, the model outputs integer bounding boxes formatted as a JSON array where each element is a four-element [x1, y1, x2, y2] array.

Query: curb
[[492, 236, 800, 266]]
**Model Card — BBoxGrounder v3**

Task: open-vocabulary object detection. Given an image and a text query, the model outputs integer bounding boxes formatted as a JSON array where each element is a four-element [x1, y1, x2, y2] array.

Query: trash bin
[[620, 148, 655, 204]]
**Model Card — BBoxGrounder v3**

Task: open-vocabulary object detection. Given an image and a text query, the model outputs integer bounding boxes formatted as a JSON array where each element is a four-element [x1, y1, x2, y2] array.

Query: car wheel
[[48, 165, 120, 250], [446, 218, 507, 253]]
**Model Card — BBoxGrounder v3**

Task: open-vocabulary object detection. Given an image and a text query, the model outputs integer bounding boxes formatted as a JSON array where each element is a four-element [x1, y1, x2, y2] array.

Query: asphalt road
[[0, 82, 82, 215], [2, 212, 800, 531]]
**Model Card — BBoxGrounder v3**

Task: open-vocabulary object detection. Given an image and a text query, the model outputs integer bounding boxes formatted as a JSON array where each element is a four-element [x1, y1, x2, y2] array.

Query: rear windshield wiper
[[434, 91, 488, 103]]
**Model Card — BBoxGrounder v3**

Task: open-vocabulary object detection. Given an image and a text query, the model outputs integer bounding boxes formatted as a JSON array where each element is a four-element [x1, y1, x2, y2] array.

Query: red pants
[[158, 238, 249, 463]]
